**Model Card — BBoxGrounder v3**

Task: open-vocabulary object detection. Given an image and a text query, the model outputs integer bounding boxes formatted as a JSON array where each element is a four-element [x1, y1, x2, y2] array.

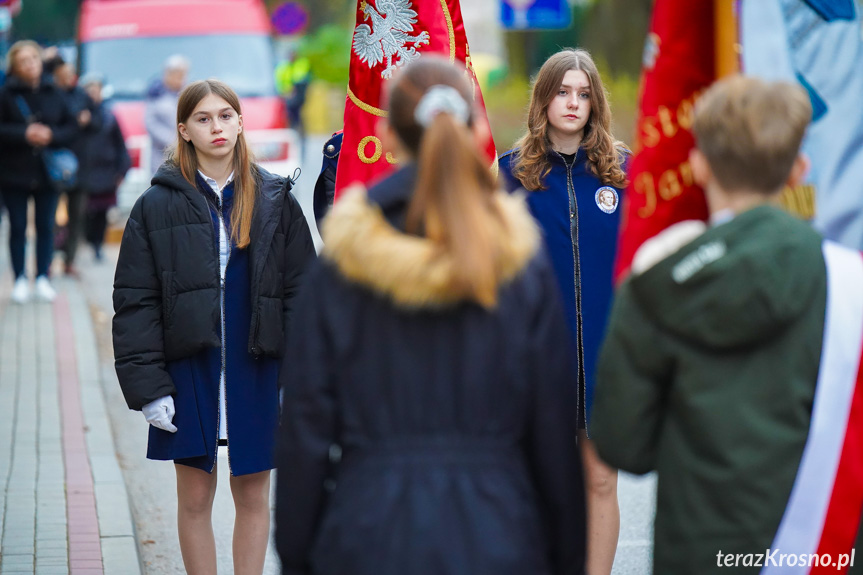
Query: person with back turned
[[275, 56, 586, 575], [593, 76, 863, 574]]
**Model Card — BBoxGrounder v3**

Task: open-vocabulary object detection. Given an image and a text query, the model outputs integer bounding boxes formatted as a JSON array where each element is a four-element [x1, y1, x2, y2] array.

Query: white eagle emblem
[[353, 0, 431, 80]]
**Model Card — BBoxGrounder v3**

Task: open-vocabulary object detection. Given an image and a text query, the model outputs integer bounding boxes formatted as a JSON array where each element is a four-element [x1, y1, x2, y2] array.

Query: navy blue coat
[[275, 166, 586, 575], [499, 149, 625, 429]]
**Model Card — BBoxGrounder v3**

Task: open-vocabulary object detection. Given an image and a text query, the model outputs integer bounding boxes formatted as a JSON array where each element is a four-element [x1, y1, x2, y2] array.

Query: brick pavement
[[0, 231, 141, 575]]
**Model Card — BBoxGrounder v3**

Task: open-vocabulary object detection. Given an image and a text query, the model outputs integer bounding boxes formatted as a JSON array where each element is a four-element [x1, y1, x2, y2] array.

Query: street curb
[[63, 280, 143, 575]]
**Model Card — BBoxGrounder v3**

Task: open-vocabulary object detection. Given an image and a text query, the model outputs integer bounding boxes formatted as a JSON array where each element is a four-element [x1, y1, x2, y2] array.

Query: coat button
[[326, 144, 335, 153]]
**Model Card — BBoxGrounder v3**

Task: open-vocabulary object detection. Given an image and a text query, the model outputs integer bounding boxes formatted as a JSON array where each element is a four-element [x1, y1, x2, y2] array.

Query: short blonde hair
[[693, 75, 811, 194], [6, 40, 41, 77]]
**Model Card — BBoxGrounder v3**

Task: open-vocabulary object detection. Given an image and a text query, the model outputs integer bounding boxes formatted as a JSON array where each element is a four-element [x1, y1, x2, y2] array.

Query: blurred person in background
[[113, 79, 314, 575], [312, 129, 341, 233], [77, 73, 130, 262], [145, 54, 189, 175], [0, 40, 77, 303], [498, 48, 630, 575], [275, 56, 586, 575], [40, 45, 63, 77], [274, 50, 310, 156], [52, 59, 100, 276]]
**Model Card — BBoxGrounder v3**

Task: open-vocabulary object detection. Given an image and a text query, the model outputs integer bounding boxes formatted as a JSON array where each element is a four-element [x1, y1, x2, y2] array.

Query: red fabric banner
[[614, 0, 714, 280], [334, 0, 496, 198]]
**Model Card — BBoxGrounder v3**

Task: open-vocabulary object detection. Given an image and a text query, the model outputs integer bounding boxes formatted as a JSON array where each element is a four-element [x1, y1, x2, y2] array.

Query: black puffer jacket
[[113, 163, 315, 410], [0, 75, 77, 190]]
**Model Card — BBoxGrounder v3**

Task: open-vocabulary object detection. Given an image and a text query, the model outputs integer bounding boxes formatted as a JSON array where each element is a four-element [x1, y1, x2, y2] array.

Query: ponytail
[[405, 112, 502, 308], [389, 56, 508, 308]]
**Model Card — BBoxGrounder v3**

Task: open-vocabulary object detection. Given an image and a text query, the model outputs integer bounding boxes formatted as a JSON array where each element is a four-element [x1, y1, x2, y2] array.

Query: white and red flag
[[741, 0, 863, 250], [334, 0, 497, 198], [764, 242, 863, 574]]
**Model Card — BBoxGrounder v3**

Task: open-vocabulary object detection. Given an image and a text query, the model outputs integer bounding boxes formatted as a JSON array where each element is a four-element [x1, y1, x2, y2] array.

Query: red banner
[[334, 0, 496, 197], [614, 0, 714, 280], [0, 0, 21, 15]]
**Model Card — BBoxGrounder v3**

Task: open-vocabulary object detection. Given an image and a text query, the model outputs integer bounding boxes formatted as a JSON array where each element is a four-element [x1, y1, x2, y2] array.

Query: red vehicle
[[77, 0, 298, 211]]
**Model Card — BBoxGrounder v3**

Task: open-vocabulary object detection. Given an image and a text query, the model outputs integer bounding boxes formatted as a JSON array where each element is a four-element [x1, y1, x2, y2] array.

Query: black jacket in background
[[112, 163, 316, 410], [79, 104, 130, 196], [275, 166, 586, 575], [59, 84, 101, 163], [0, 75, 78, 190]]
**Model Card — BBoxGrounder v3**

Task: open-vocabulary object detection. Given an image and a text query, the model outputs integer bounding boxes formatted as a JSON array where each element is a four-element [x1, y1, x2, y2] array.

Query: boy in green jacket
[[593, 76, 863, 573]]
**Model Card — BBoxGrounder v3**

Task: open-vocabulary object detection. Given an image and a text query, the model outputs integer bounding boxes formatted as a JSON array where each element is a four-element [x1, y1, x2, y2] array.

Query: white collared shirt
[[198, 170, 235, 197], [199, 170, 235, 283]]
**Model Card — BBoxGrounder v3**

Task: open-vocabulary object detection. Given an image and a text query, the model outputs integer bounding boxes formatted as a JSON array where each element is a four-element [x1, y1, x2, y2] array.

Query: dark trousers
[[85, 208, 108, 248], [4, 187, 59, 279], [62, 186, 87, 265]]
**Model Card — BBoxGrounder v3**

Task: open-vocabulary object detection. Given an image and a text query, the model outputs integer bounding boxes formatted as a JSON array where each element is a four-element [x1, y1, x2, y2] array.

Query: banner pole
[[714, 0, 740, 77]]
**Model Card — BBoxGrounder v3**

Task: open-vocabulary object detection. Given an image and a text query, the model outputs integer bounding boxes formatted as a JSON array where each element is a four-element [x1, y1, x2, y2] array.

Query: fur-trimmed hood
[[322, 185, 541, 309]]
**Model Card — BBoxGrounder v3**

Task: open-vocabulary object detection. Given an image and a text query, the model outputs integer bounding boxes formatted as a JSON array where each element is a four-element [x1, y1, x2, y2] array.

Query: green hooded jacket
[[591, 205, 863, 573]]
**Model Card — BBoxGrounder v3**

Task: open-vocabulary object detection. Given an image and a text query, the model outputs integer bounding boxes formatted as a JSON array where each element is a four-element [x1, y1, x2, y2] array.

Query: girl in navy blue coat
[[499, 48, 629, 575], [113, 80, 314, 574], [275, 56, 586, 575]]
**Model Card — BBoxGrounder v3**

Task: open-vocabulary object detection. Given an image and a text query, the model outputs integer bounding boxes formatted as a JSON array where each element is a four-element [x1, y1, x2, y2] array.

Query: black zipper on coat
[[552, 150, 588, 433]]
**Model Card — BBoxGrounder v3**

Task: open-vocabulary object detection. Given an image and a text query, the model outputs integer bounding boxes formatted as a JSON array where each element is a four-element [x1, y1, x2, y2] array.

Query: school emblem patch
[[595, 186, 619, 214]]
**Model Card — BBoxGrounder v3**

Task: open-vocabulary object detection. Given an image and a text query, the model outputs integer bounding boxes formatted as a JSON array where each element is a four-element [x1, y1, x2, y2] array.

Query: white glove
[[142, 395, 178, 433]]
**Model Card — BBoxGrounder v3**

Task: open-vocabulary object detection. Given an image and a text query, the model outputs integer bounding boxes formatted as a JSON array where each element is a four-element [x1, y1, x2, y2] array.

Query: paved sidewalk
[[0, 239, 141, 574]]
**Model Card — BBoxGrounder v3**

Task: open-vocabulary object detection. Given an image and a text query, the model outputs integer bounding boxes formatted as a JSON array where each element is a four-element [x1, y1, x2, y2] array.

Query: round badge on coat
[[595, 187, 619, 214]]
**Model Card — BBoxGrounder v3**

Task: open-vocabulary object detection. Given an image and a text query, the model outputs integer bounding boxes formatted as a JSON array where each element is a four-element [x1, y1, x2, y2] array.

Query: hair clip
[[414, 85, 470, 128]]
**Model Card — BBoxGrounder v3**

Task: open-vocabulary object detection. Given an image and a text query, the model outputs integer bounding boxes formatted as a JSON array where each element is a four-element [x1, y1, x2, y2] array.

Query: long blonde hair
[[171, 79, 256, 249], [512, 49, 628, 191], [389, 56, 505, 308]]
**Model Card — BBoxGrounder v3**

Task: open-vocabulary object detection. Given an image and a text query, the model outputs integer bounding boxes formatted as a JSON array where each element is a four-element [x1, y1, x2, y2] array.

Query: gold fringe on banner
[[778, 184, 816, 220]]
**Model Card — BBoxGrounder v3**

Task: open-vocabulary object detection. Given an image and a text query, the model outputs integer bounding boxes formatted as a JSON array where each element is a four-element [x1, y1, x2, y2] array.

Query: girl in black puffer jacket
[[112, 79, 315, 573]]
